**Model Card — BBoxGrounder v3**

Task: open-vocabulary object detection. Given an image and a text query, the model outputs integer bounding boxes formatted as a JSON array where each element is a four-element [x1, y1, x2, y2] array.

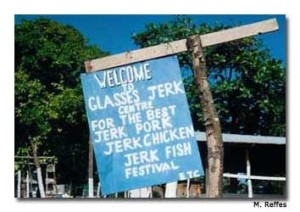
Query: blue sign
[[81, 56, 204, 195]]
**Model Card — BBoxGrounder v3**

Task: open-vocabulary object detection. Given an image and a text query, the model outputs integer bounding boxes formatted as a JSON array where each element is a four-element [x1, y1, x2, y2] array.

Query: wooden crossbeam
[[85, 18, 279, 72]]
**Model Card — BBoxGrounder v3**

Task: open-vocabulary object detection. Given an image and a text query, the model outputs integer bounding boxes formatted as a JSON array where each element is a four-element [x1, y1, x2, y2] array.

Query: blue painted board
[[81, 56, 204, 195]]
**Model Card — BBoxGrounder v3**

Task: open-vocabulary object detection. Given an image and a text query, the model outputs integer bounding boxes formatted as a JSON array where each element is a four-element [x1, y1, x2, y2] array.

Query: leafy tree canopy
[[15, 18, 108, 184], [133, 16, 285, 136]]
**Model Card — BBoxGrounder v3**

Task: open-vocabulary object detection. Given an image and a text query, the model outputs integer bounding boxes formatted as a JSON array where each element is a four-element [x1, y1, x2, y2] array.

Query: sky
[[15, 15, 286, 64]]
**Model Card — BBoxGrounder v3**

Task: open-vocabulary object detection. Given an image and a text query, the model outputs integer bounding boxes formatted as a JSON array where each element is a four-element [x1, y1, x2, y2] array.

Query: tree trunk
[[31, 142, 46, 198], [188, 35, 224, 198]]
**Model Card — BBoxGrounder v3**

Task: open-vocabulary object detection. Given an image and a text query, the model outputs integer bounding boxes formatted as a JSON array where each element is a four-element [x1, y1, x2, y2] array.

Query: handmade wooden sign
[[81, 56, 204, 195]]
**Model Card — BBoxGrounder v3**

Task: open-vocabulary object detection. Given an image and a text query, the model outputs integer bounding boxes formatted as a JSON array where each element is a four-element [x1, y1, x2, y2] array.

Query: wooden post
[[246, 149, 253, 198], [45, 166, 48, 195], [188, 35, 224, 198], [17, 170, 21, 198], [31, 142, 46, 198], [165, 182, 178, 198], [26, 171, 30, 198], [186, 179, 190, 198], [88, 139, 94, 198], [97, 182, 100, 197], [85, 59, 95, 198], [148, 187, 153, 198]]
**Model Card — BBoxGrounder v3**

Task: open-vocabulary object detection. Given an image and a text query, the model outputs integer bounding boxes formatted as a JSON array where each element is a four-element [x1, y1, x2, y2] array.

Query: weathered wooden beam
[[189, 34, 224, 198], [85, 18, 278, 72], [200, 18, 278, 47]]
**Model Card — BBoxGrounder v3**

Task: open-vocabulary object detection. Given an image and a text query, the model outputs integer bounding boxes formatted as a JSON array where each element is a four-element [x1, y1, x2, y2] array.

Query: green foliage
[[133, 16, 285, 136], [15, 18, 108, 184]]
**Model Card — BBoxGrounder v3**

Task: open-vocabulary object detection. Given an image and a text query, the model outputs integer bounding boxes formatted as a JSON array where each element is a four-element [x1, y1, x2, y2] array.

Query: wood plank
[[85, 39, 187, 72], [85, 18, 278, 72], [200, 18, 278, 47]]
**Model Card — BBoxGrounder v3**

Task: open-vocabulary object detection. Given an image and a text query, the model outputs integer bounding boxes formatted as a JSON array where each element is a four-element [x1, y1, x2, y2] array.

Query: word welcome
[[94, 63, 152, 88]]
